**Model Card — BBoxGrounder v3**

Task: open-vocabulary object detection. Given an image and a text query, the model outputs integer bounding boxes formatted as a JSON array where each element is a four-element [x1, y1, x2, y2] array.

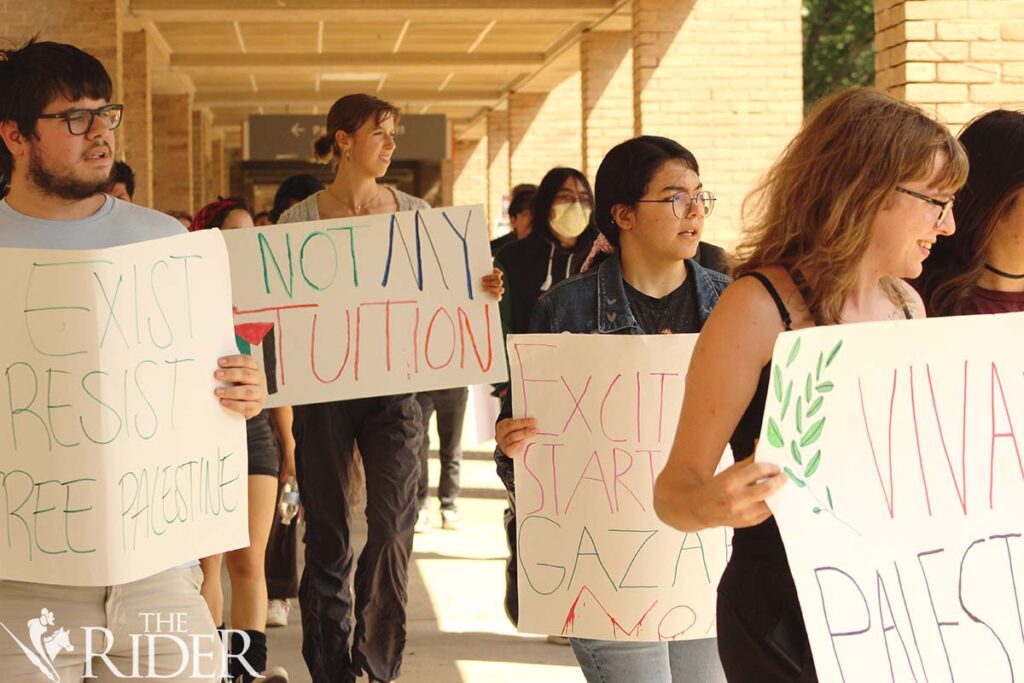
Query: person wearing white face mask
[[491, 166, 596, 628], [494, 167, 597, 341]]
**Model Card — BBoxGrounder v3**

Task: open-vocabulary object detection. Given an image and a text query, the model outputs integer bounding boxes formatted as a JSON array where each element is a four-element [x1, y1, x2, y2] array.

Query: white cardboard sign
[[509, 333, 729, 642], [758, 312, 1024, 682], [223, 204, 507, 407], [0, 232, 249, 586]]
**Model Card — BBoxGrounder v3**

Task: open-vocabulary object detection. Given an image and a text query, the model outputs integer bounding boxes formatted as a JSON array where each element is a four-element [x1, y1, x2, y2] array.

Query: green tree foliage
[[803, 0, 876, 109]]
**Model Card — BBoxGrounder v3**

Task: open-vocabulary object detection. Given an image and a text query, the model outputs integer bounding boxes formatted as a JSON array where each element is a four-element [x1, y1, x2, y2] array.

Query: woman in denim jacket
[[496, 136, 729, 682]]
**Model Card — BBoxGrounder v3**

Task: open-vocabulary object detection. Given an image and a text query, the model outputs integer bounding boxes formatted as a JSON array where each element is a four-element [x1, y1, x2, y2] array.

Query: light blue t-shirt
[[0, 195, 199, 573], [0, 194, 185, 247]]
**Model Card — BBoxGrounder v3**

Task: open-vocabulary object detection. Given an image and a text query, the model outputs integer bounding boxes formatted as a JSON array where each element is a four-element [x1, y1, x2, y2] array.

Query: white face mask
[[550, 202, 591, 239]]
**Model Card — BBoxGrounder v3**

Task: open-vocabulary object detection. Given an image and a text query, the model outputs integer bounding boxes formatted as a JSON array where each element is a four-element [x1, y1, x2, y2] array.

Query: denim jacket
[[494, 254, 731, 481], [530, 253, 730, 335]]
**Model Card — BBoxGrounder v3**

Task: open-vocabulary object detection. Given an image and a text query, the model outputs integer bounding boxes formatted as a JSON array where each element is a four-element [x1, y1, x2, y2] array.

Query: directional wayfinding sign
[[245, 114, 448, 162]]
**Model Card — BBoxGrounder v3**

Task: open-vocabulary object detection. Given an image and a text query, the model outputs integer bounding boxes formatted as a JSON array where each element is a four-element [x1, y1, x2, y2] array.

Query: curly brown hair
[[734, 87, 968, 324]]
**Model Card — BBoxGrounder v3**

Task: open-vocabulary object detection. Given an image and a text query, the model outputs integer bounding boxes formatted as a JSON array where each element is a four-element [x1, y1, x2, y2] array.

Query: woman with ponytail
[[279, 93, 501, 683]]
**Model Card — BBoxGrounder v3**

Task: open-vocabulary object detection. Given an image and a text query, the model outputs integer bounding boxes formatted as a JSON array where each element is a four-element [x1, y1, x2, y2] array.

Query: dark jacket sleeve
[[696, 241, 732, 276]]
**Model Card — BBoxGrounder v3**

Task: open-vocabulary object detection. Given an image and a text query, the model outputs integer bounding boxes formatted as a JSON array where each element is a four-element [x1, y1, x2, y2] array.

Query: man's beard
[[28, 146, 112, 201]]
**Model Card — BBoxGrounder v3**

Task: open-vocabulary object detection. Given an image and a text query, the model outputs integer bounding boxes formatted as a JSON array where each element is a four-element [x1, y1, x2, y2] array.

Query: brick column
[[152, 93, 194, 214], [453, 137, 488, 210], [192, 110, 213, 209], [486, 110, 511, 238], [211, 136, 227, 199], [508, 73, 583, 187], [0, 0, 123, 99], [633, 0, 803, 248], [875, 0, 1024, 132], [581, 31, 634, 178], [121, 30, 153, 207]]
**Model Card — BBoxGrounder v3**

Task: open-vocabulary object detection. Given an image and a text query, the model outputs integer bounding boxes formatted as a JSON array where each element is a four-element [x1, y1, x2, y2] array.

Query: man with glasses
[[0, 39, 267, 681]]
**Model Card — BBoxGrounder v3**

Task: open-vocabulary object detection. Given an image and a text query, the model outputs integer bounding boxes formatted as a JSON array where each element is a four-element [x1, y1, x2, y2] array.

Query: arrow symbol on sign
[[290, 123, 306, 137]]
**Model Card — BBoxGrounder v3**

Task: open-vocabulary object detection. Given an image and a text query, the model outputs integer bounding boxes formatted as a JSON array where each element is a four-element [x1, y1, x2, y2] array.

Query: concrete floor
[[229, 452, 584, 682]]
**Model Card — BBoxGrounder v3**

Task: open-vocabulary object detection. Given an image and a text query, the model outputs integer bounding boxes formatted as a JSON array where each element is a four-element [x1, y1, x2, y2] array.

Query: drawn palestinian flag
[[234, 322, 278, 395]]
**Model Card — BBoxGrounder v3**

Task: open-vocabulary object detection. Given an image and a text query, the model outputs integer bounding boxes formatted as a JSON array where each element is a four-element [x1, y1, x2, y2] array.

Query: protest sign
[[224, 204, 507, 408], [0, 231, 249, 586], [509, 333, 729, 642], [758, 312, 1024, 682]]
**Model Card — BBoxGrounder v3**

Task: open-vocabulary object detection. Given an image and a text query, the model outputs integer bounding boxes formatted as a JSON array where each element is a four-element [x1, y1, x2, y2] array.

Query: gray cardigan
[[279, 187, 430, 223]]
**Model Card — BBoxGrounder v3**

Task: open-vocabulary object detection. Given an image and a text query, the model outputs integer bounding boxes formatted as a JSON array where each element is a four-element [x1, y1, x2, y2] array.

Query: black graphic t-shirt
[[623, 277, 700, 334]]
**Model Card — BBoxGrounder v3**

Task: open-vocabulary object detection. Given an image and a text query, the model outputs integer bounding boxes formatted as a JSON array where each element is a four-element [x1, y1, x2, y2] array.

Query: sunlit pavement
[[253, 452, 584, 682]]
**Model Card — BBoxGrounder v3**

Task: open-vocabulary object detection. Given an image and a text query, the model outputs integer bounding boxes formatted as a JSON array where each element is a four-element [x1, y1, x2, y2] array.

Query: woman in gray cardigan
[[279, 93, 501, 683]]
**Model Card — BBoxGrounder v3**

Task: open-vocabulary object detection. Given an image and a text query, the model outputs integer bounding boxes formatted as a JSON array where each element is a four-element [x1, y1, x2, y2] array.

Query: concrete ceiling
[[128, 0, 632, 141]]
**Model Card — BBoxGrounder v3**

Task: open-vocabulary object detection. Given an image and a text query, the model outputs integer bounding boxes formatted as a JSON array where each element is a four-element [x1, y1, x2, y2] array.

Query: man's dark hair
[[0, 38, 113, 179], [508, 183, 537, 218], [595, 136, 699, 247], [109, 160, 135, 199]]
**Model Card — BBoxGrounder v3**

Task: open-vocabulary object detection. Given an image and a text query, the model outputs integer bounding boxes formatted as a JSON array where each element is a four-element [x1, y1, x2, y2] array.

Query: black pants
[[294, 394, 423, 683], [494, 452, 518, 625], [265, 477, 299, 600], [415, 387, 467, 511], [716, 560, 817, 682]]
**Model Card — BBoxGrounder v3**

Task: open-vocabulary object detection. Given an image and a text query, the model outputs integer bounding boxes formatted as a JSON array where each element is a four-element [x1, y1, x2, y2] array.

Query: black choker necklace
[[985, 263, 1024, 279]]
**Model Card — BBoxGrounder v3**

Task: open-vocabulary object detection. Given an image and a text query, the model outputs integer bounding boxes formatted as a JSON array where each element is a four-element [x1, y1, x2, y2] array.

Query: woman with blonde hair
[[653, 87, 968, 681]]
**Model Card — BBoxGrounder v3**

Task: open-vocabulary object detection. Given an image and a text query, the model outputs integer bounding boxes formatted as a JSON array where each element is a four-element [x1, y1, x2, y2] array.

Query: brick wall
[[192, 110, 213, 210], [876, 0, 1024, 131], [121, 30, 152, 207], [453, 137, 489, 215], [632, 0, 803, 249], [581, 31, 634, 180], [211, 136, 226, 200], [152, 93, 193, 214], [508, 73, 584, 188], [486, 111, 511, 238], [0, 0, 123, 100]]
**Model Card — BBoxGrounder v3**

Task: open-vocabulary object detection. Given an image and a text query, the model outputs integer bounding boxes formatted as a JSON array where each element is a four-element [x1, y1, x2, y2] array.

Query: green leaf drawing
[[790, 440, 803, 465], [805, 450, 822, 477], [827, 487, 834, 510], [807, 396, 824, 417], [816, 352, 824, 381], [804, 374, 813, 403], [826, 340, 843, 367], [816, 381, 834, 393], [784, 467, 807, 487], [772, 364, 782, 402], [781, 381, 793, 420], [786, 338, 801, 368], [767, 418, 784, 448], [813, 507, 822, 514], [795, 397, 804, 433], [800, 418, 826, 447]]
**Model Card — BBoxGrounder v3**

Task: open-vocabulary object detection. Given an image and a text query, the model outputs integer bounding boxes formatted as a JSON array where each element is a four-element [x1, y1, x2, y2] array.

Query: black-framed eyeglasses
[[37, 104, 124, 136], [637, 190, 716, 218], [553, 190, 593, 207], [895, 186, 954, 226]]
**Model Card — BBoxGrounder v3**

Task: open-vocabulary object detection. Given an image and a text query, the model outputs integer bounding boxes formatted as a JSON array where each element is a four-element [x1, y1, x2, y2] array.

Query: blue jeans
[[570, 637, 725, 683]]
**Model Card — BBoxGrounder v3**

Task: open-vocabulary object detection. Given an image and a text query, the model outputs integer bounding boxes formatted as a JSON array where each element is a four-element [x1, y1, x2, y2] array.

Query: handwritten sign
[[224, 204, 507, 408], [0, 232, 248, 586], [509, 333, 729, 642], [759, 312, 1024, 682]]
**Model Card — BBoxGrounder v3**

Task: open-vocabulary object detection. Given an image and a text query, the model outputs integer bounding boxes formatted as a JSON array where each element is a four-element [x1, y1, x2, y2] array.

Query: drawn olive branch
[[765, 338, 861, 536]]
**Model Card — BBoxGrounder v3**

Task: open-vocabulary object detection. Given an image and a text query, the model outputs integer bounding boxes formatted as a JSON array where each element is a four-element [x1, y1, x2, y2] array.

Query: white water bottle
[[278, 476, 301, 525]]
